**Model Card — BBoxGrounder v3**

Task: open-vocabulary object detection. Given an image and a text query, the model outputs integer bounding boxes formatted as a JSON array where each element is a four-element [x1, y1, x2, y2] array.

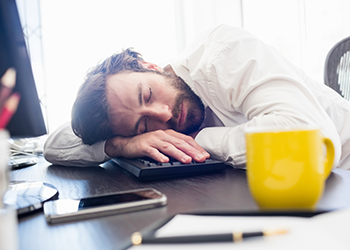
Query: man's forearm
[[104, 136, 128, 158]]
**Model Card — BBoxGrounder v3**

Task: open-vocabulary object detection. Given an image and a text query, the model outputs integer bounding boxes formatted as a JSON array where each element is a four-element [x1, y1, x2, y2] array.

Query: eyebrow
[[134, 82, 143, 134]]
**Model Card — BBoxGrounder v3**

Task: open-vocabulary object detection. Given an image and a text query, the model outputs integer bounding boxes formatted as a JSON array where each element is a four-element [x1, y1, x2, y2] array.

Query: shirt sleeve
[[194, 25, 341, 168], [43, 122, 111, 166]]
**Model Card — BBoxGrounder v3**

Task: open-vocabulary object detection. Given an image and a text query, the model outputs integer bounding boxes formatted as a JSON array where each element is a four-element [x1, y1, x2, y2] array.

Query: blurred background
[[16, 0, 350, 134]]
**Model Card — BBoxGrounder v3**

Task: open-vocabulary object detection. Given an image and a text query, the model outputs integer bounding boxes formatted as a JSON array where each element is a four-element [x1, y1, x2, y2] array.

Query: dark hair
[[71, 48, 148, 145]]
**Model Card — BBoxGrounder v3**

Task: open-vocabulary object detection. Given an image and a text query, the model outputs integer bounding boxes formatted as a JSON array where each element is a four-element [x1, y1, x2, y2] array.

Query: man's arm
[[44, 122, 111, 166], [44, 122, 209, 167], [105, 129, 209, 163], [195, 80, 341, 169]]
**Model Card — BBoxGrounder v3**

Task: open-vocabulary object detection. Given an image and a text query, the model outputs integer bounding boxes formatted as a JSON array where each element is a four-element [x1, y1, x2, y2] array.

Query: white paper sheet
[[128, 208, 350, 250]]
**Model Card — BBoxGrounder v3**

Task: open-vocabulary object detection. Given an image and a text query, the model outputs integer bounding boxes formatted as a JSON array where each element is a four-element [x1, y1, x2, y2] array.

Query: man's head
[[72, 48, 205, 145]]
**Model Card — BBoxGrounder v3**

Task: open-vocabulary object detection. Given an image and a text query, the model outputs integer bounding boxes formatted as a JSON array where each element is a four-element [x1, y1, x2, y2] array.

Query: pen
[[0, 92, 20, 129], [131, 229, 288, 245], [0, 68, 16, 109]]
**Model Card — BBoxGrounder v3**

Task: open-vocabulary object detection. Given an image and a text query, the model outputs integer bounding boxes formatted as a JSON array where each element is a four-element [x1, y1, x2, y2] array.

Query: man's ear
[[139, 61, 163, 72]]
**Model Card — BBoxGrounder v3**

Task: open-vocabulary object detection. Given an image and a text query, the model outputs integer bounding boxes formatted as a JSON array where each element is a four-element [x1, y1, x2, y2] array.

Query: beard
[[161, 72, 205, 135]]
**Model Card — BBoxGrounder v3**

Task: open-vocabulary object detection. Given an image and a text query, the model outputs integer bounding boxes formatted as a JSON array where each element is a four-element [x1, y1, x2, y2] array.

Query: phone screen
[[45, 189, 166, 217], [78, 193, 150, 209]]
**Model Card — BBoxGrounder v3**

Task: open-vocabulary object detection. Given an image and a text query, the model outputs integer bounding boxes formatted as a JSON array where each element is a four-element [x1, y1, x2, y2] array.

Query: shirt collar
[[168, 58, 208, 108], [169, 59, 195, 90]]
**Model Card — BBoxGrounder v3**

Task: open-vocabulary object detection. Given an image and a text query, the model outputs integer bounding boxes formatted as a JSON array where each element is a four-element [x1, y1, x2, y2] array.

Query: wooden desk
[[11, 157, 350, 250]]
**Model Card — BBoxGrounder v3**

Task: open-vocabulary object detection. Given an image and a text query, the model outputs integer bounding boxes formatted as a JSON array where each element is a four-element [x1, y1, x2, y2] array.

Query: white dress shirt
[[44, 24, 350, 169]]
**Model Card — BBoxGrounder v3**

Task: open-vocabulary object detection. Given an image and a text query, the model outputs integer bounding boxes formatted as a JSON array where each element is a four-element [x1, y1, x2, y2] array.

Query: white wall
[[39, 0, 350, 133], [40, 0, 178, 132], [242, 0, 350, 82]]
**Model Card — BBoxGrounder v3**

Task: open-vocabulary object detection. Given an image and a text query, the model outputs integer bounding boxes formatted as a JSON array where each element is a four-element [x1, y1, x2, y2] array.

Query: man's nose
[[148, 104, 172, 123]]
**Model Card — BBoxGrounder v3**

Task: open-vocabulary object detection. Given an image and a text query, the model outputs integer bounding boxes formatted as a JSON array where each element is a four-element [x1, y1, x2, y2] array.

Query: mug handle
[[322, 137, 335, 179]]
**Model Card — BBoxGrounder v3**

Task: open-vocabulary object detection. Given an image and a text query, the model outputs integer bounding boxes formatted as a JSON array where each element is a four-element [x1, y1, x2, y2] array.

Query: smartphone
[[8, 155, 38, 170], [43, 188, 167, 224]]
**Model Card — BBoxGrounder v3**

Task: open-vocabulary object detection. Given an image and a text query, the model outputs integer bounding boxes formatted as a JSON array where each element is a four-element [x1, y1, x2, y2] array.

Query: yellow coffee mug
[[245, 126, 334, 211]]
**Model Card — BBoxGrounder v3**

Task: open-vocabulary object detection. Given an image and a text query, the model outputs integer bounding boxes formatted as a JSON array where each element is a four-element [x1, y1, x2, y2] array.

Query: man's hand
[[105, 129, 210, 163]]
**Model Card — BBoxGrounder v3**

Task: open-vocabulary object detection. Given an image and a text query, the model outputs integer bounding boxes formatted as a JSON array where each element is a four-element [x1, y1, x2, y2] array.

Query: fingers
[[145, 130, 210, 163], [114, 129, 211, 164], [165, 130, 210, 159]]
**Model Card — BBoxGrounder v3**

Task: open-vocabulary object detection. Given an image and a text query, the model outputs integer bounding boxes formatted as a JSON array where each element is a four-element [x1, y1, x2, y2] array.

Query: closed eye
[[139, 87, 152, 134]]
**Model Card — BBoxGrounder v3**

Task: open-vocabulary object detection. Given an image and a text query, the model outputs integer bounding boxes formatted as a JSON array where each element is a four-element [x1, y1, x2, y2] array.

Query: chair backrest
[[324, 36, 350, 101]]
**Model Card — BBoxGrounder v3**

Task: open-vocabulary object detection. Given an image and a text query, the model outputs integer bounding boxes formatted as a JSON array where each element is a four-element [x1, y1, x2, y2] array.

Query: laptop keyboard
[[112, 157, 226, 181]]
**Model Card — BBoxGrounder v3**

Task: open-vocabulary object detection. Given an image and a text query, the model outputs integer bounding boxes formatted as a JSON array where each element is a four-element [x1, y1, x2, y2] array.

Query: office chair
[[324, 36, 350, 101]]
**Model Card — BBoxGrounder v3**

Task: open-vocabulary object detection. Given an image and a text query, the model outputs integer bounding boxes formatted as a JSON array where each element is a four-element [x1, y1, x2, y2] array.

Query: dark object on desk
[[112, 157, 226, 181], [0, 0, 47, 138], [324, 36, 350, 101], [44, 188, 167, 224], [3, 181, 59, 216], [8, 155, 38, 170], [131, 228, 288, 245]]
